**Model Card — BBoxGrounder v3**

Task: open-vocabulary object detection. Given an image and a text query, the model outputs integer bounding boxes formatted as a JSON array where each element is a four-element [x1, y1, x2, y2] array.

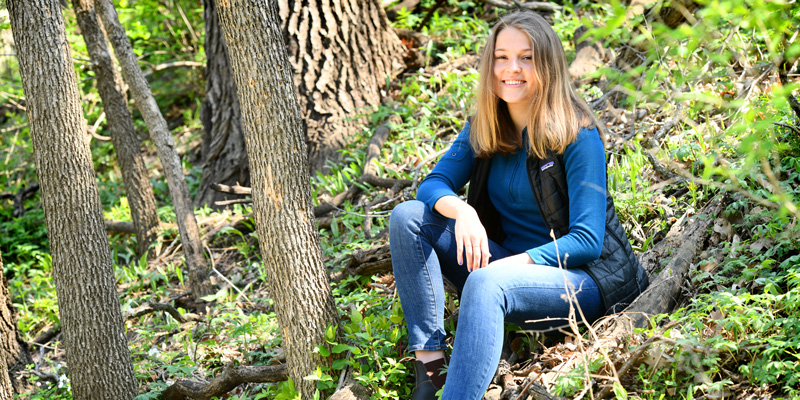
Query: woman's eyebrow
[[494, 47, 532, 52]]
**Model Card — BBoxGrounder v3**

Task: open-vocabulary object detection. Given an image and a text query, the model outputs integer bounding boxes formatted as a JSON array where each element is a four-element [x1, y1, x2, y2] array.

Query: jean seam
[[413, 225, 442, 350]]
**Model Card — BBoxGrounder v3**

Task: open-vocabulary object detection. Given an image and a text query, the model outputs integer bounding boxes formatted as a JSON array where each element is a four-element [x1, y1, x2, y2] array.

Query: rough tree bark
[[0, 252, 22, 400], [279, 0, 405, 171], [93, 0, 211, 300], [72, 0, 160, 256], [215, 1, 342, 398], [0, 252, 32, 397], [194, 0, 249, 210], [7, 1, 138, 398]]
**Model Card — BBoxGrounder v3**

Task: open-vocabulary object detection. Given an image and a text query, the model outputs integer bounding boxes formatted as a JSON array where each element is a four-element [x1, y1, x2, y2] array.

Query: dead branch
[[159, 364, 288, 400], [483, 0, 562, 12], [211, 183, 252, 196], [0, 183, 39, 217], [315, 184, 363, 217], [122, 301, 202, 324], [104, 220, 136, 234], [341, 244, 392, 280], [29, 326, 60, 349]]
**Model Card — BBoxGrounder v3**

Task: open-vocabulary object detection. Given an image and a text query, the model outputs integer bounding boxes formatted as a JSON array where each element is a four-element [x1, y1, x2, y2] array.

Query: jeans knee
[[389, 200, 425, 238], [462, 268, 503, 307]]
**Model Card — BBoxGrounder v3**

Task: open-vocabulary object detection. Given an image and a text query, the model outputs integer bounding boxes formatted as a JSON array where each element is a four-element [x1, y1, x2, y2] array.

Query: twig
[[774, 122, 800, 135], [204, 244, 255, 307]]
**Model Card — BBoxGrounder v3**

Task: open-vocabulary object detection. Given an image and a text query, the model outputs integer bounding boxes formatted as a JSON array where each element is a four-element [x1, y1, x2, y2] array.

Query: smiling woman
[[389, 10, 649, 400]]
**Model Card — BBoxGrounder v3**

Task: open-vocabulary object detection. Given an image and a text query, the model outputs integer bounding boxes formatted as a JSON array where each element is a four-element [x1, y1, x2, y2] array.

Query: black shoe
[[411, 359, 439, 400]]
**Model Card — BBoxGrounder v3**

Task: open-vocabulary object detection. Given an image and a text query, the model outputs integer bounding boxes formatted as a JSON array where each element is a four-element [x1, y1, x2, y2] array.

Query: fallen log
[[625, 197, 723, 327], [159, 364, 288, 400]]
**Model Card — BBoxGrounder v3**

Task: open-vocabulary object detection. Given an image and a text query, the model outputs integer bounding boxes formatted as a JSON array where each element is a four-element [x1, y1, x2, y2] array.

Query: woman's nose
[[508, 58, 521, 72]]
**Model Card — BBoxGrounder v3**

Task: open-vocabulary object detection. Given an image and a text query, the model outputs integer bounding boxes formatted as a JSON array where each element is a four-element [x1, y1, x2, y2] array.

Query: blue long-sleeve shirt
[[416, 121, 607, 268]]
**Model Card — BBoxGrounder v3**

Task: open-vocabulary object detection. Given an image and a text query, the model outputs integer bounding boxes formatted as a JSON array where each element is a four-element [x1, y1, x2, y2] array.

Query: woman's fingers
[[471, 242, 481, 271], [464, 239, 474, 270], [480, 242, 491, 269]]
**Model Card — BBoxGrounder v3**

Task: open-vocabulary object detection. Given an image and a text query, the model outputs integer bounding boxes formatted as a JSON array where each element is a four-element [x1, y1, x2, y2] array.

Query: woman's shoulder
[[564, 125, 604, 158]]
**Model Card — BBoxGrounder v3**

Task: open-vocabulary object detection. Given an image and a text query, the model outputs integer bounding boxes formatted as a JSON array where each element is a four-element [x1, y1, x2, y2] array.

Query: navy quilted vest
[[467, 150, 649, 314]]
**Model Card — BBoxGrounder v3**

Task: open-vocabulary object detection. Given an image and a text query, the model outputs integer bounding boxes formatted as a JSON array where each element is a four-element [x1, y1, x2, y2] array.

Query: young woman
[[389, 11, 649, 400]]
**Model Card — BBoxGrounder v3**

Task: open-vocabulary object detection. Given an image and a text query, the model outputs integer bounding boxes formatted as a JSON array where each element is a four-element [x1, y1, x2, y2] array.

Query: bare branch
[[160, 364, 288, 400]]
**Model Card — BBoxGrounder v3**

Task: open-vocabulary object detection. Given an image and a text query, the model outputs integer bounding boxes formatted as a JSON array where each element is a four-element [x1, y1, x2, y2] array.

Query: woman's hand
[[432, 195, 491, 272], [454, 207, 491, 272]]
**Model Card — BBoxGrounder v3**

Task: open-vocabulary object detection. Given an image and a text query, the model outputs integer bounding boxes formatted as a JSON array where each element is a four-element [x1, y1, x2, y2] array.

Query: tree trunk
[[215, 2, 342, 398], [279, 0, 405, 171], [7, 1, 138, 398], [72, 0, 160, 257], [0, 252, 33, 397], [0, 252, 20, 400], [94, 0, 211, 301], [194, 0, 249, 210]]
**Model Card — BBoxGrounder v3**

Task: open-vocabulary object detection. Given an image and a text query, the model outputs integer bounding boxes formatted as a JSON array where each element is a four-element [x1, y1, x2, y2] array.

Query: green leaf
[[350, 308, 363, 324], [331, 343, 352, 354]]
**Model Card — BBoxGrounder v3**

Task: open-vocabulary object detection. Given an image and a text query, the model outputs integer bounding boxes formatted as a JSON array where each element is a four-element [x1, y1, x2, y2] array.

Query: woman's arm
[[416, 121, 491, 271], [526, 127, 606, 268]]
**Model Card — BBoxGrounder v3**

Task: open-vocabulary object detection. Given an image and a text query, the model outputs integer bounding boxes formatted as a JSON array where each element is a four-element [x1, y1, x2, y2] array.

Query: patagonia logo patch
[[541, 161, 554, 172]]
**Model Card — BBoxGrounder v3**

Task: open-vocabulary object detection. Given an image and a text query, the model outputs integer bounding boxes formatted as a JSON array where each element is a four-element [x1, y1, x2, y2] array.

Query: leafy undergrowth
[[2, 0, 800, 399]]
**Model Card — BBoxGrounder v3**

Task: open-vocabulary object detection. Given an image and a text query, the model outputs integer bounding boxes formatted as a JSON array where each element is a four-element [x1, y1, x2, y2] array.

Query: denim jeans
[[389, 200, 604, 400]]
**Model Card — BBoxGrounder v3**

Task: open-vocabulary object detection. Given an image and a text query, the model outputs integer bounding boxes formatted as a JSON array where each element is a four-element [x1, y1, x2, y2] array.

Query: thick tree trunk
[[0, 253, 32, 397], [279, 0, 405, 171], [94, 0, 211, 300], [7, 1, 138, 398], [194, 0, 249, 210], [215, 2, 342, 398], [72, 0, 160, 256]]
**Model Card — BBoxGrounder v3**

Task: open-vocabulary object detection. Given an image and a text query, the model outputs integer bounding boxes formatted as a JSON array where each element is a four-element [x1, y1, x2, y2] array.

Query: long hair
[[471, 11, 602, 158]]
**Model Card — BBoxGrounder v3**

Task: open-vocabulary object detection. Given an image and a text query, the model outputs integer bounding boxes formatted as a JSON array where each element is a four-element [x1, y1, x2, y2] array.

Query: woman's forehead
[[494, 27, 532, 51]]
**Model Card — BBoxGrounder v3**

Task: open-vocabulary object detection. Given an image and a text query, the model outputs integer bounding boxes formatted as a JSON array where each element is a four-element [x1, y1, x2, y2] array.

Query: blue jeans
[[389, 200, 604, 400]]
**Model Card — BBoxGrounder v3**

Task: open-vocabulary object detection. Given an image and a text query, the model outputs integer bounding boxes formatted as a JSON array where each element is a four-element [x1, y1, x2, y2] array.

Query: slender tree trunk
[[215, 2, 341, 398], [94, 0, 211, 300], [0, 252, 32, 397], [7, 1, 137, 398], [194, 0, 249, 210], [72, 0, 160, 257], [0, 253, 16, 400], [279, 0, 404, 171]]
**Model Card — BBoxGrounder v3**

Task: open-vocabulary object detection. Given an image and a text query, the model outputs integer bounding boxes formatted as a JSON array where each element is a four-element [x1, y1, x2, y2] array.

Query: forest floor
[[2, 1, 800, 399]]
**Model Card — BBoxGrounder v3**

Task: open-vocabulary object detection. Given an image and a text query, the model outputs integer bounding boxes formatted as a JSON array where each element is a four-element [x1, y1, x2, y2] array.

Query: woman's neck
[[507, 102, 530, 135]]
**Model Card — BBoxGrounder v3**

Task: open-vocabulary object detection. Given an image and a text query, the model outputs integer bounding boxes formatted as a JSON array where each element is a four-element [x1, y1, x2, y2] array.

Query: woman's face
[[493, 26, 537, 110]]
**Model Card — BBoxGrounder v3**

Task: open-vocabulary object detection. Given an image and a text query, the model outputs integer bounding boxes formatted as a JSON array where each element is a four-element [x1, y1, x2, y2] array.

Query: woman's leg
[[441, 263, 604, 400], [389, 200, 512, 353]]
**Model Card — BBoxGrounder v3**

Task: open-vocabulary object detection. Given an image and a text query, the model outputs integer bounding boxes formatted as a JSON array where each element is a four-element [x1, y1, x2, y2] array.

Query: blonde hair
[[471, 11, 601, 158]]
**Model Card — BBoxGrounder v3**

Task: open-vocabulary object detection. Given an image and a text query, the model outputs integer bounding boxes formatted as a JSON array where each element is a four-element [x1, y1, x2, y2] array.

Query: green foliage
[[304, 277, 412, 399]]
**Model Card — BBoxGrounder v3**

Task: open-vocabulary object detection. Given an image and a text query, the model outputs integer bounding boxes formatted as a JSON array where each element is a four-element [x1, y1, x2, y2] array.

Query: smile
[[504, 80, 525, 85]]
